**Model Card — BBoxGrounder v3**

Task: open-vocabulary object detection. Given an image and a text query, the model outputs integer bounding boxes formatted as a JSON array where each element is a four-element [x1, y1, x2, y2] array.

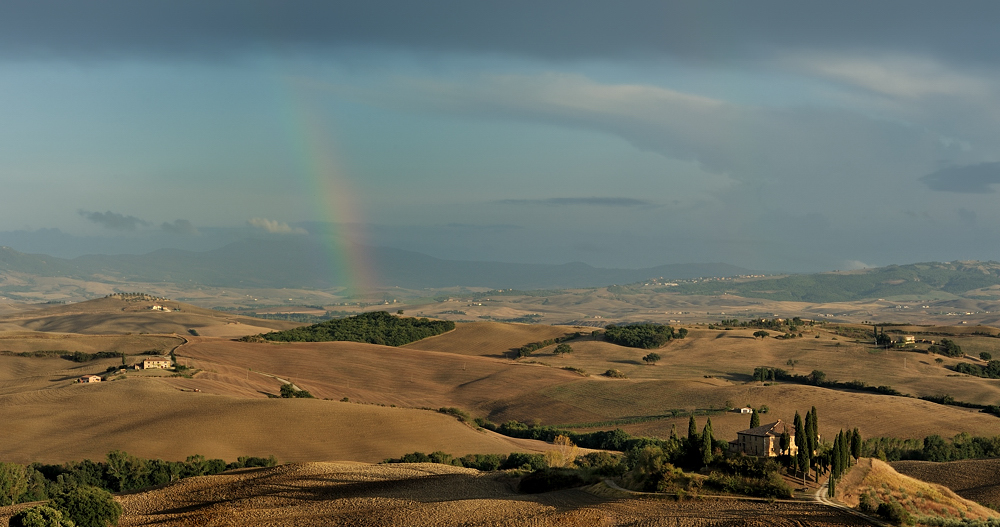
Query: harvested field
[[892, 458, 1000, 509], [0, 296, 300, 335], [0, 332, 183, 354], [0, 462, 874, 526], [403, 321, 590, 358], [0, 379, 556, 465]]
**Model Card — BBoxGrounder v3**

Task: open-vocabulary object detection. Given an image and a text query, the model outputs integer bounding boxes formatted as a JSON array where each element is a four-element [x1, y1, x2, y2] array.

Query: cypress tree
[[750, 409, 760, 428], [851, 428, 862, 461], [687, 415, 699, 450], [794, 411, 807, 478], [809, 406, 819, 454], [839, 430, 850, 469], [702, 418, 714, 466]]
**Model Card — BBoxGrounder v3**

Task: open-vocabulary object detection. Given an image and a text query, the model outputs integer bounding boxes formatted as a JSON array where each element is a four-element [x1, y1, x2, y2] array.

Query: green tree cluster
[[279, 383, 314, 398], [603, 323, 686, 349], [244, 311, 454, 345]]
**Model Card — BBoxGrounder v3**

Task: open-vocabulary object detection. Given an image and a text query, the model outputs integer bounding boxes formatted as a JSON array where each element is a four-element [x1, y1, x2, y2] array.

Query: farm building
[[738, 407, 753, 414], [143, 358, 173, 370], [895, 335, 916, 347], [728, 419, 797, 457], [80, 375, 101, 383]]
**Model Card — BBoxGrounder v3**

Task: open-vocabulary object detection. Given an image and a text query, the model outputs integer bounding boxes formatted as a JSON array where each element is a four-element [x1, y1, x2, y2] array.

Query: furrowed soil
[[0, 462, 874, 527], [892, 458, 1000, 509]]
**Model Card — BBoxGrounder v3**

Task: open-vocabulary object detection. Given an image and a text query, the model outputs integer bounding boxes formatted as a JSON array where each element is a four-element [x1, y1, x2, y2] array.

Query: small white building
[[738, 407, 754, 414], [80, 375, 102, 383]]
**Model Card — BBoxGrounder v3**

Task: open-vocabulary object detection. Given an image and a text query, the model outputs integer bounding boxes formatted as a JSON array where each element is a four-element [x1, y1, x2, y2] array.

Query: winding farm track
[[813, 480, 883, 526]]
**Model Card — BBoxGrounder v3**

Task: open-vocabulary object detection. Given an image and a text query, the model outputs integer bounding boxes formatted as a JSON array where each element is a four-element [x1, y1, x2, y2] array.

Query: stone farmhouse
[[143, 358, 173, 370], [80, 375, 102, 383], [728, 419, 797, 457]]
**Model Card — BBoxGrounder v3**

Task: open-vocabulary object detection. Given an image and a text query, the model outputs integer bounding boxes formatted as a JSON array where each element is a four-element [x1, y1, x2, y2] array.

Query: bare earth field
[[0, 378, 557, 465], [892, 458, 1000, 509], [4, 313, 1000, 467], [0, 462, 873, 527]]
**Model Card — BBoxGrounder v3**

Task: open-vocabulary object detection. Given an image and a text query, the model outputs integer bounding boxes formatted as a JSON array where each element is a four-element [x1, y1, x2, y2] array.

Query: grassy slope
[[837, 458, 999, 522]]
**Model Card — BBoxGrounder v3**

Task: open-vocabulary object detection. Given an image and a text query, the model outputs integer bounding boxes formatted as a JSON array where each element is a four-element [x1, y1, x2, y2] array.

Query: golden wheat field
[[0, 462, 874, 527]]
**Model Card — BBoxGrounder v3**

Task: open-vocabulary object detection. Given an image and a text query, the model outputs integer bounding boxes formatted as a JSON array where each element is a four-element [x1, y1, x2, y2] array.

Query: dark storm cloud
[[161, 219, 199, 235], [1, 1, 998, 65], [920, 163, 1000, 193], [79, 210, 152, 231], [497, 197, 653, 207]]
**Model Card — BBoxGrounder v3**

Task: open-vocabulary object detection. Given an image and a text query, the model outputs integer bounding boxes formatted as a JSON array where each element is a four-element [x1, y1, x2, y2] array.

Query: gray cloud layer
[[161, 219, 199, 235], [79, 210, 151, 231], [921, 163, 1000, 193], [2, 1, 999, 66], [497, 197, 654, 207]]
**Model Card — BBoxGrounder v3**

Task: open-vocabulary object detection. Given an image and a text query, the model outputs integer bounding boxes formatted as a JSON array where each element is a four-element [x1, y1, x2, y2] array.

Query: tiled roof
[[737, 419, 793, 437]]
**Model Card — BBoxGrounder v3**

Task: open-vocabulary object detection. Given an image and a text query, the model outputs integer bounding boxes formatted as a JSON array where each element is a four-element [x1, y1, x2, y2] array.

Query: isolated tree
[[51, 486, 122, 527], [553, 343, 573, 355], [642, 352, 661, 365], [981, 352, 993, 361], [753, 330, 769, 339], [750, 409, 760, 428]]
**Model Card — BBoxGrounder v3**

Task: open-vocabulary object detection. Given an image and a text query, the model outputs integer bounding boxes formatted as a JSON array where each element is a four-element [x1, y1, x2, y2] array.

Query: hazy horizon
[[4, 1, 1000, 273]]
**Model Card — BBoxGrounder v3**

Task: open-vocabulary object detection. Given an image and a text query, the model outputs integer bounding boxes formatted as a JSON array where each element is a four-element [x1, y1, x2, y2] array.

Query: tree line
[[240, 311, 455, 345], [515, 332, 581, 358], [0, 451, 277, 526]]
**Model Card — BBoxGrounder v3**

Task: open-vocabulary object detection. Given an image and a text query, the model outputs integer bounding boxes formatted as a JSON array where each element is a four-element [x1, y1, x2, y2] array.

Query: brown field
[[0, 462, 873, 526], [892, 459, 1000, 509], [0, 377, 557, 465], [403, 321, 590, 358], [0, 296, 301, 335], [4, 317, 1000, 468], [0, 333, 183, 354], [836, 458, 998, 522]]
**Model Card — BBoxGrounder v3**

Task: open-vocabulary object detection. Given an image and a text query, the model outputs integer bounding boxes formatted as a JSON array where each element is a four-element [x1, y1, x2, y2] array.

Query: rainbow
[[278, 77, 376, 297]]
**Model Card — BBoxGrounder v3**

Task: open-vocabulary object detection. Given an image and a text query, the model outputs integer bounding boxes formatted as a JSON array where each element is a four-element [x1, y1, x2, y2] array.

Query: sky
[[2, 1, 1000, 273]]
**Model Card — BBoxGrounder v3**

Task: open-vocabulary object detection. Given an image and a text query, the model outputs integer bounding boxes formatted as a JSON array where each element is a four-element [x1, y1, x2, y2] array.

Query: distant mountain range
[[0, 239, 753, 290], [657, 261, 1000, 302]]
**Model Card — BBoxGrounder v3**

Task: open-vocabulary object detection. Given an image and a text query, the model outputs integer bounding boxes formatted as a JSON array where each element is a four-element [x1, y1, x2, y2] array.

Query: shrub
[[9, 505, 75, 527], [574, 451, 625, 476], [501, 453, 547, 471], [876, 499, 912, 525], [603, 369, 627, 378], [50, 486, 122, 527], [279, 384, 314, 398], [437, 407, 470, 422]]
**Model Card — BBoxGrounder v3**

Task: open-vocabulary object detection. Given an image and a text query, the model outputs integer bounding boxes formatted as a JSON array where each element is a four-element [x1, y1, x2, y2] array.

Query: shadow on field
[[159, 470, 607, 515]]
